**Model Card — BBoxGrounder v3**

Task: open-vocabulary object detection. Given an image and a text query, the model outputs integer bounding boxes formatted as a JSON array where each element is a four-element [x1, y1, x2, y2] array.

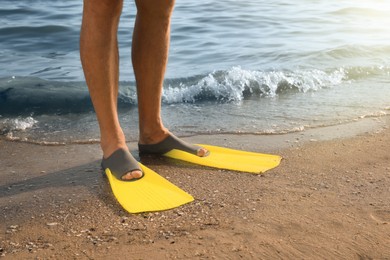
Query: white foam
[[0, 116, 37, 133], [162, 66, 348, 104]]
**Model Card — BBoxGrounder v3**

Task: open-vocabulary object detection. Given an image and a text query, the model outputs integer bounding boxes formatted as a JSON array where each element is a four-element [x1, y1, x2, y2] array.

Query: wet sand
[[1, 117, 390, 259]]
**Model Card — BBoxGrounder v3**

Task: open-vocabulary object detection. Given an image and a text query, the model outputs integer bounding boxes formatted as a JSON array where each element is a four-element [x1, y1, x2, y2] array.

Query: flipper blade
[[105, 164, 194, 213], [164, 144, 282, 174]]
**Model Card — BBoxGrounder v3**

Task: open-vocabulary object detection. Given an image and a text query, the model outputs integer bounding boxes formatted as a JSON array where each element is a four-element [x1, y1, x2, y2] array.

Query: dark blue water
[[1, 0, 389, 143]]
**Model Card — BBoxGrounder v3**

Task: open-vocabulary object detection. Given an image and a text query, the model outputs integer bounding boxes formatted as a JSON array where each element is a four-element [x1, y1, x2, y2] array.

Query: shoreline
[[1, 116, 389, 259], [1, 115, 388, 148]]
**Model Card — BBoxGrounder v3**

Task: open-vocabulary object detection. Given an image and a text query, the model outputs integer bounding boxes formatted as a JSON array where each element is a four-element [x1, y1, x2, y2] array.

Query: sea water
[[0, 0, 389, 144]]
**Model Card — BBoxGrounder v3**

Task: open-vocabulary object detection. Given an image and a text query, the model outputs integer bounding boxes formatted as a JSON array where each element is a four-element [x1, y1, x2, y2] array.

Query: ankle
[[139, 127, 169, 145], [100, 132, 128, 158]]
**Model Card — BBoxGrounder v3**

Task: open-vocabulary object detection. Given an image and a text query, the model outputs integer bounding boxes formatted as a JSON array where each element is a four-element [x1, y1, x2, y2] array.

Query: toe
[[122, 170, 143, 180], [197, 147, 209, 157]]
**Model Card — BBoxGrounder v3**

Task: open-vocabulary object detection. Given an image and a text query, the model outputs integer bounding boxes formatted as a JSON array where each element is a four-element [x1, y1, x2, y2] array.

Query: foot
[[101, 135, 143, 181], [101, 148, 144, 181], [138, 132, 209, 157], [104, 152, 143, 180], [120, 165, 144, 181]]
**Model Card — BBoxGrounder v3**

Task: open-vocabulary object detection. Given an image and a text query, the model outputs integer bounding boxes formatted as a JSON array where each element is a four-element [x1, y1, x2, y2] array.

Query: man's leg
[[132, 0, 174, 145], [80, 0, 142, 180], [132, 0, 207, 156]]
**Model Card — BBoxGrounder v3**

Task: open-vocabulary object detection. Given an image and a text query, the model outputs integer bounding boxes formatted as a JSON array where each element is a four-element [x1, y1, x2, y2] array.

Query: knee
[[135, 0, 175, 19], [83, 0, 123, 18]]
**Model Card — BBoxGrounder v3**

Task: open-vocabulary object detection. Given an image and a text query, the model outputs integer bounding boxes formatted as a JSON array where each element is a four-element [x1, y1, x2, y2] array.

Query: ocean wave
[[329, 6, 390, 17], [0, 77, 92, 115], [0, 25, 71, 36], [0, 65, 387, 115], [0, 116, 37, 135], [323, 45, 390, 64], [162, 66, 347, 103]]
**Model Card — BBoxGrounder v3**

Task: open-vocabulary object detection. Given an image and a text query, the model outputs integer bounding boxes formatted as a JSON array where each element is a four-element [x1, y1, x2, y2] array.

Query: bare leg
[[132, 0, 207, 156], [132, 0, 174, 144], [80, 0, 142, 180]]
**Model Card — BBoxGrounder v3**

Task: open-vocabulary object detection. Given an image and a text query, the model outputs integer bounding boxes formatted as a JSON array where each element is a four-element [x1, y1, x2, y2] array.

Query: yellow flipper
[[105, 163, 194, 213], [164, 144, 281, 174]]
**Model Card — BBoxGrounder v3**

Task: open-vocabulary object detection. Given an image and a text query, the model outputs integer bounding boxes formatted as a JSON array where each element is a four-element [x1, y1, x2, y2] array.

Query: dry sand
[[1, 117, 389, 259]]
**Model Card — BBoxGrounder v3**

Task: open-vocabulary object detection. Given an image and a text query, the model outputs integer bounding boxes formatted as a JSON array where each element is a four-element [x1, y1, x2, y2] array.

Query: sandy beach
[[1, 117, 389, 259]]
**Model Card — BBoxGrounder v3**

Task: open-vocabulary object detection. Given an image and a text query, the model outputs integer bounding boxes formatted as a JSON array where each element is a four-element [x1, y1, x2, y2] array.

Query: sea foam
[[0, 116, 37, 134], [162, 66, 347, 104]]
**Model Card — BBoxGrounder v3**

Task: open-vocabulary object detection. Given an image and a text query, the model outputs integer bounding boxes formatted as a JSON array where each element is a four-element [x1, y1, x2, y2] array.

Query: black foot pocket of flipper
[[101, 148, 144, 181], [138, 133, 209, 157]]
